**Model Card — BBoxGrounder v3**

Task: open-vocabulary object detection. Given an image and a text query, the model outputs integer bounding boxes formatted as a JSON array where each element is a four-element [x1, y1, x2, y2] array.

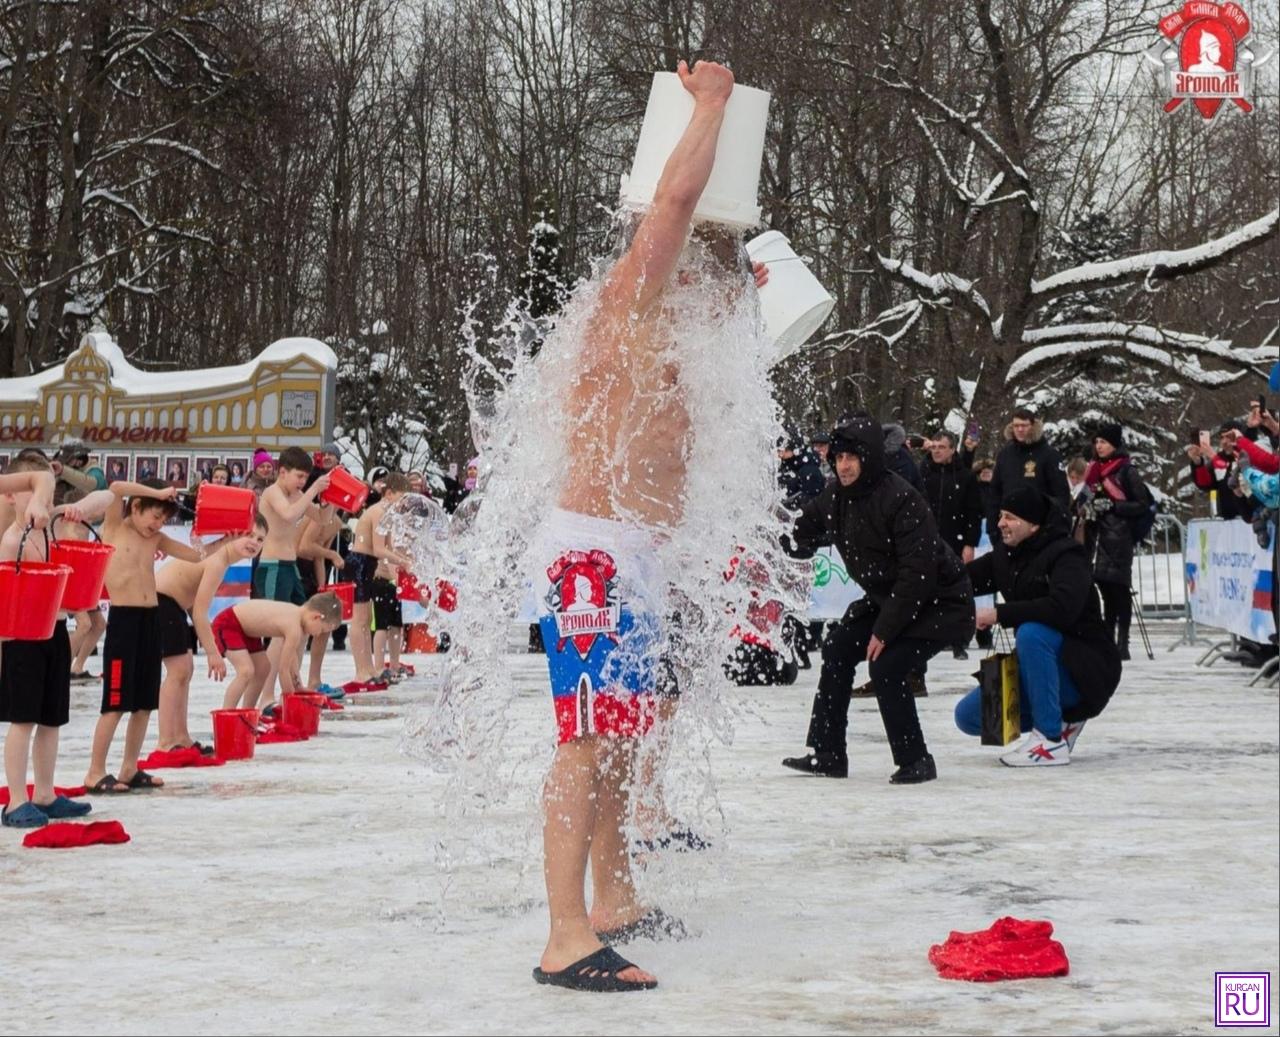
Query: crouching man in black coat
[[781, 417, 975, 784], [954, 486, 1122, 766]]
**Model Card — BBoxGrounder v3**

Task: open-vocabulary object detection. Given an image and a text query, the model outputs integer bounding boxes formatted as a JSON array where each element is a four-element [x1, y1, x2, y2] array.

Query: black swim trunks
[[0, 620, 72, 727], [157, 593, 197, 658], [372, 578, 403, 630], [348, 551, 379, 604], [101, 606, 162, 714]]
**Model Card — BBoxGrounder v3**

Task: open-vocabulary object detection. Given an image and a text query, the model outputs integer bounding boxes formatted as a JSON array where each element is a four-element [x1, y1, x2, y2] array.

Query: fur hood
[[882, 422, 908, 454], [1003, 417, 1045, 445]]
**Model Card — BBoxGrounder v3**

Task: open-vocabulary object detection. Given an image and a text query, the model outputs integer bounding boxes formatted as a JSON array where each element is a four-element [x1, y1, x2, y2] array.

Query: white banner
[[806, 545, 865, 620], [1186, 518, 1276, 642]]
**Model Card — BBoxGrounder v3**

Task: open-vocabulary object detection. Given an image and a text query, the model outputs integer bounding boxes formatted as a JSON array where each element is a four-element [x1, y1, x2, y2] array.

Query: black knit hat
[[1096, 423, 1124, 451], [1000, 486, 1050, 526]]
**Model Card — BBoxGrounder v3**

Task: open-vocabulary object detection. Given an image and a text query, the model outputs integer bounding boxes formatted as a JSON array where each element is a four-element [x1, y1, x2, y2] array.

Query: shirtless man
[[211, 595, 344, 711], [155, 519, 266, 750], [344, 473, 412, 692], [530, 60, 767, 993], [254, 447, 331, 607], [84, 479, 205, 793]]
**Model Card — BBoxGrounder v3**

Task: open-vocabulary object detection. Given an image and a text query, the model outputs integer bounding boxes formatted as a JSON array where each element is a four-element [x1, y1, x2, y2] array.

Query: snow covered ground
[[3, 621, 1276, 1036]]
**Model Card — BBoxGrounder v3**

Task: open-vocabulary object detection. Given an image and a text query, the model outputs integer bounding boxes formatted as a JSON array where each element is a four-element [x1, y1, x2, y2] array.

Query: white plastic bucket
[[746, 230, 835, 361], [620, 72, 770, 230]]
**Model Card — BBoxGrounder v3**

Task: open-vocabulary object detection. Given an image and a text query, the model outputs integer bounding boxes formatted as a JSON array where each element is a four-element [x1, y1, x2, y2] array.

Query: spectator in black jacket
[[780, 417, 975, 784], [920, 431, 984, 659], [954, 486, 1122, 767], [988, 407, 1070, 538], [777, 431, 827, 509], [920, 432, 984, 562], [883, 422, 924, 492], [1077, 424, 1152, 660]]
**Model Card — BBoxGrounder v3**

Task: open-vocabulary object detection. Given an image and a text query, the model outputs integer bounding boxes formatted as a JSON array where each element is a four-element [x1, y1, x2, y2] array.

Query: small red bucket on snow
[[319, 467, 368, 514], [211, 708, 259, 760], [193, 483, 257, 537], [321, 582, 355, 620], [282, 692, 325, 737], [0, 528, 72, 640], [49, 524, 115, 611]]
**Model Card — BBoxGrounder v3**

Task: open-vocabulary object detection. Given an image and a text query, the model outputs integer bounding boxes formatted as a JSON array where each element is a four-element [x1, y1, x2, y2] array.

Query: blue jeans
[[954, 623, 1082, 741]]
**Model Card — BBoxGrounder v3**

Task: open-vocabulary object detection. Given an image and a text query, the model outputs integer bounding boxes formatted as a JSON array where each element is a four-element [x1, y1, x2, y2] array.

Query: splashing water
[[393, 217, 813, 918]]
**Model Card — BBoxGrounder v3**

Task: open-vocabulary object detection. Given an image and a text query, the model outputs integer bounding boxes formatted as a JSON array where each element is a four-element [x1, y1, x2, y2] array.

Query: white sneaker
[[1000, 729, 1071, 767], [1061, 720, 1086, 752]]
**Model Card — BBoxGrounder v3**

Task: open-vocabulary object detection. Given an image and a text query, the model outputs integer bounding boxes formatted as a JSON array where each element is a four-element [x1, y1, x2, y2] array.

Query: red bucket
[[319, 467, 369, 514], [282, 691, 325, 737], [50, 535, 115, 611], [322, 582, 355, 620], [193, 483, 257, 537], [397, 569, 423, 602], [0, 549, 71, 640], [211, 708, 259, 760]]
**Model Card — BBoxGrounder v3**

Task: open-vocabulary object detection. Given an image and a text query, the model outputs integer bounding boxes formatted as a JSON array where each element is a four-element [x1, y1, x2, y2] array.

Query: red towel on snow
[[318, 697, 344, 712], [139, 746, 226, 769], [929, 917, 1069, 981], [0, 784, 86, 807], [23, 820, 131, 849], [257, 723, 309, 743]]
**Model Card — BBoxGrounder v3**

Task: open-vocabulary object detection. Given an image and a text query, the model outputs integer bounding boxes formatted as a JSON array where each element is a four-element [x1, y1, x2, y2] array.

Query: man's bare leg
[[587, 738, 647, 932], [539, 736, 655, 984], [633, 696, 680, 839]]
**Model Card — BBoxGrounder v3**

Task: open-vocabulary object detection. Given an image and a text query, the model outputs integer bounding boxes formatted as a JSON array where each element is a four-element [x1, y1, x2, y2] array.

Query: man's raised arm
[[598, 60, 734, 318]]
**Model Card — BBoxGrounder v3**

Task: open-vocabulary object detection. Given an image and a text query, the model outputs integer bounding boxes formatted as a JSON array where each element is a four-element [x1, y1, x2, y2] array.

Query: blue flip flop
[[2, 801, 49, 828], [37, 795, 92, 820]]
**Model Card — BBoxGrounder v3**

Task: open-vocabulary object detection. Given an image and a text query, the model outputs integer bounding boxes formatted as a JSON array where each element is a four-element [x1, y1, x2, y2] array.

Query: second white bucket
[[620, 71, 770, 230], [747, 230, 835, 362]]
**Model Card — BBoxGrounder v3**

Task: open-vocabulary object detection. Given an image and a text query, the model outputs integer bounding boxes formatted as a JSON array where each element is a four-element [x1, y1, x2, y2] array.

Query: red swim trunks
[[212, 608, 266, 655]]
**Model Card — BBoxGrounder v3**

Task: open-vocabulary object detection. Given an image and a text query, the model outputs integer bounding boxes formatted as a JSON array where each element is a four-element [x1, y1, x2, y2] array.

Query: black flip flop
[[86, 774, 130, 795], [532, 946, 656, 992], [125, 769, 164, 790], [597, 908, 689, 946]]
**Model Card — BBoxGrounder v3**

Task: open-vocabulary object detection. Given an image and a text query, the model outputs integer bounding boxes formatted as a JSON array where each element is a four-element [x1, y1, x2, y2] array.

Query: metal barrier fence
[[1133, 513, 1186, 619]]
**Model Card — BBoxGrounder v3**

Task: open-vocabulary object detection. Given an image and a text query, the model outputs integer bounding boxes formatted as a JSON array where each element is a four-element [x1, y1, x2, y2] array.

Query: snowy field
[[3, 621, 1276, 1036]]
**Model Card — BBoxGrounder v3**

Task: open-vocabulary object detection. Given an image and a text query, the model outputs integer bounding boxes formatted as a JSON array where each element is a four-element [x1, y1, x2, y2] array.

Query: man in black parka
[[954, 486, 1122, 766], [988, 407, 1070, 538], [781, 417, 975, 784]]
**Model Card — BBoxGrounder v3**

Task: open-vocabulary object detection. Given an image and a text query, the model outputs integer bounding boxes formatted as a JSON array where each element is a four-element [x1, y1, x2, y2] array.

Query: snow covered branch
[[874, 253, 992, 322], [1031, 209, 1280, 302], [1008, 321, 1274, 387]]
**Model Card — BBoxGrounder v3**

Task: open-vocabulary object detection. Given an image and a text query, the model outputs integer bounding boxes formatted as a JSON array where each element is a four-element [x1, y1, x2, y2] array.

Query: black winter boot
[[889, 753, 937, 785], [781, 752, 849, 778]]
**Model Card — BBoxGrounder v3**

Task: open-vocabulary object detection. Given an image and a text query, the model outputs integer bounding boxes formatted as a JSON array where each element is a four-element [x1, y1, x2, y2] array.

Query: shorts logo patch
[[545, 549, 620, 660], [109, 659, 123, 708]]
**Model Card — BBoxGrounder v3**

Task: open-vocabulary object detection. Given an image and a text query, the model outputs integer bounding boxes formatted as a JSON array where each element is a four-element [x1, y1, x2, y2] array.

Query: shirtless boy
[[213, 594, 344, 711], [254, 447, 331, 605], [154, 518, 266, 750], [344, 473, 412, 692], [0, 458, 76, 827], [84, 479, 206, 794]]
